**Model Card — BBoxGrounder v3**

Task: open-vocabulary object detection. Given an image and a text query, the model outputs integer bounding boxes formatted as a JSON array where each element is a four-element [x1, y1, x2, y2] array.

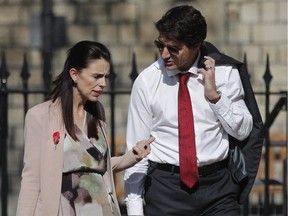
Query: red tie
[[178, 73, 198, 188]]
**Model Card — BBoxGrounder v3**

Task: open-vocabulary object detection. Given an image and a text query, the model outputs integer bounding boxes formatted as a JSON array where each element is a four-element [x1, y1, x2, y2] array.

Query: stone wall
[[0, 0, 287, 215]]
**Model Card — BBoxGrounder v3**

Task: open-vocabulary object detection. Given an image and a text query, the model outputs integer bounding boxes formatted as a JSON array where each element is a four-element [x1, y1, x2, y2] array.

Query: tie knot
[[178, 73, 190, 85]]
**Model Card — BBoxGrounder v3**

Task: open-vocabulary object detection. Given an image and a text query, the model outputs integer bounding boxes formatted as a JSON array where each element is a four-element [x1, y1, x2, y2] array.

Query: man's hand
[[197, 56, 220, 103]]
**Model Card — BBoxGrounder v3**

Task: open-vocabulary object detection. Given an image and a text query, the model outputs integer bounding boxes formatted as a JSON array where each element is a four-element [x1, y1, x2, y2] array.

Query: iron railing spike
[[263, 54, 273, 88], [0, 51, 9, 91], [129, 52, 138, 83], [0, 51, 9, 79], [109, 62, 116, 89], [243, 53, 251, 79], [21, 53, 31, 83]]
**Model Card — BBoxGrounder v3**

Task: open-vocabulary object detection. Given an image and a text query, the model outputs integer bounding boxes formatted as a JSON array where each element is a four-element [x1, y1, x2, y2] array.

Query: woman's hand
[[132, 136, 155, 162]]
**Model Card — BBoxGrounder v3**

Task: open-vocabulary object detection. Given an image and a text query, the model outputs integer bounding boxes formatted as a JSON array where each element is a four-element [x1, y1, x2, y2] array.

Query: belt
[[148, 159, 228, 176]]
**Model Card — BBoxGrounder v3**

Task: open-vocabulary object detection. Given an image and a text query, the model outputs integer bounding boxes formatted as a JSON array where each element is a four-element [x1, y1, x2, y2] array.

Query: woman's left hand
[[132, 136, 155, 162]]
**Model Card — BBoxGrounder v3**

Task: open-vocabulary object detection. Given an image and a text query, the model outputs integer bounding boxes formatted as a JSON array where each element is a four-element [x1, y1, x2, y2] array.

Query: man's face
[[154, 36, 199, 71]]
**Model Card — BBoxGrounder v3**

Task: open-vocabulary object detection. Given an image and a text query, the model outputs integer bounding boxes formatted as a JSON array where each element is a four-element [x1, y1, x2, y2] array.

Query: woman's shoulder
[[27, 99, 60, 116], [28, 100, 50, 112]]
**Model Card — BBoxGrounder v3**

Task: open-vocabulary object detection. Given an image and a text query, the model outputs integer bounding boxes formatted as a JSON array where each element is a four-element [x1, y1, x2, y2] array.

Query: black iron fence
[[0, 51, 287, 216]]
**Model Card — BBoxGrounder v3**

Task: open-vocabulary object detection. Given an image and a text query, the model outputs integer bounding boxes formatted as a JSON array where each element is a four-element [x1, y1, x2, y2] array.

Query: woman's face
[[71, 58, 110, 103]]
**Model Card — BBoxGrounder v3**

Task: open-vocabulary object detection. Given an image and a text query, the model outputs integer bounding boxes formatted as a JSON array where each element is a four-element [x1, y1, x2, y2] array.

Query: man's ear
[[69, 68, 78, 83]]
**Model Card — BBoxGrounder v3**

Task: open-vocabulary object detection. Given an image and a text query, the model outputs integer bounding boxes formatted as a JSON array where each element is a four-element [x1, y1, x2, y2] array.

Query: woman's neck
[[73, 103, 86, 131]]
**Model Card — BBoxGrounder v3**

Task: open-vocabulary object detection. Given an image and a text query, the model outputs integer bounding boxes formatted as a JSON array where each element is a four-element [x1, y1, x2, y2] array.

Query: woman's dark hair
[[49, 40, 111, 140], [155, 5, 207, 48]]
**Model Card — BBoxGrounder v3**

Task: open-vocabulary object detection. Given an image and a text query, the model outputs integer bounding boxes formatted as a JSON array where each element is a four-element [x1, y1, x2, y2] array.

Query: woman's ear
[[69, 68, 78, 84]]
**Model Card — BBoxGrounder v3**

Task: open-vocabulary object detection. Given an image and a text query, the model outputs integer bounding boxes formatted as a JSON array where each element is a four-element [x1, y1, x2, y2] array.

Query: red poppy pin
[[53, 131, 60, 149]]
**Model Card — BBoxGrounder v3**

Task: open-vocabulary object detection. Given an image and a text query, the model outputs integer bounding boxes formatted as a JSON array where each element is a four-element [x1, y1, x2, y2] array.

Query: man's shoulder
[[141, 59, 162, 72], [201, 41, 243, 67], [137, 59, 163, 79]]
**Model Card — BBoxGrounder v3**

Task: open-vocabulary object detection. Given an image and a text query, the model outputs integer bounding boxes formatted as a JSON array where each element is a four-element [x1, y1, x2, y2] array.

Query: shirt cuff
[[209, 92, 228, 113], [125, 200, 144, 216]]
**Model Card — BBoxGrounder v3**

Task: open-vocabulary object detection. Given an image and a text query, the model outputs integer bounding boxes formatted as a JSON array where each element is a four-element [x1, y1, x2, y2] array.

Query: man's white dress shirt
[[124, 57, 253, 215]]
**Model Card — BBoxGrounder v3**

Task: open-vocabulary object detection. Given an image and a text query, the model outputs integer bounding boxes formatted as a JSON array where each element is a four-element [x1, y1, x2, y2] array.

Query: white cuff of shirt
[[126, 200, 144, 216]]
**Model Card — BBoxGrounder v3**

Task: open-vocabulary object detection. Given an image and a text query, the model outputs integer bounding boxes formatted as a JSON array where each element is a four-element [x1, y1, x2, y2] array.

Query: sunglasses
[[154, 40, 180, 55]]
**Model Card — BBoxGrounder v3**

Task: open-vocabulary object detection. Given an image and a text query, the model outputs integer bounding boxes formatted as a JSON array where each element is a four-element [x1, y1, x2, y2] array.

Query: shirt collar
[[165, 52, 201, 77]]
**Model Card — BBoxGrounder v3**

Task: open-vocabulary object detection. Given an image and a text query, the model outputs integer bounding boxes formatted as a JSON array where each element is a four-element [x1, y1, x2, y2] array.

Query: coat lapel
[[42, 100, 66, 215]]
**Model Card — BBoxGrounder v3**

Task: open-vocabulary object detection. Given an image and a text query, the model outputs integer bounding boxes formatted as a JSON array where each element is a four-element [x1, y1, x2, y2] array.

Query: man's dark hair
[[155, 5, 207, 48]]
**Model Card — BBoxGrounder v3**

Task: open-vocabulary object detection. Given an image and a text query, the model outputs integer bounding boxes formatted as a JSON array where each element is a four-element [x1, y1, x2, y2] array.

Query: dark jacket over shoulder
[[199, 41, 264, 204]]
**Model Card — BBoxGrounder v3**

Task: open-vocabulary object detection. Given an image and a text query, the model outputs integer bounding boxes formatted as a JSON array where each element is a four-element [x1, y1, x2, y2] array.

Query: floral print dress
[[59, 123, 119, 216]]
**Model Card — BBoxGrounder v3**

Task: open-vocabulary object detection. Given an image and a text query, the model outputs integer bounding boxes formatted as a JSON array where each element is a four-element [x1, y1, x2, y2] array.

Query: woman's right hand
[[132, 136, 155, 162]]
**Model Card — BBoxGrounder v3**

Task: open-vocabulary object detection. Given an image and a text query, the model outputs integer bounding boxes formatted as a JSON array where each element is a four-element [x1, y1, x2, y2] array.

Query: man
[[124, 5, 261, 216]]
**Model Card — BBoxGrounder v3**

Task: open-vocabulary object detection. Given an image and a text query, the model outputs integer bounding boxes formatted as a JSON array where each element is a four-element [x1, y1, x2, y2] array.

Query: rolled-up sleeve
[[210, 67, 253, 140]]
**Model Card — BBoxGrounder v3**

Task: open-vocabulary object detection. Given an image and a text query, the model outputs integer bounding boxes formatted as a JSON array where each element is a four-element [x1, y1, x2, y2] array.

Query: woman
[[16, 40, 154, 216]]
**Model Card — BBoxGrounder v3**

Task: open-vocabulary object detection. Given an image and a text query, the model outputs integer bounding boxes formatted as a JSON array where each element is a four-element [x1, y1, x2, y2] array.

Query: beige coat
[[16, 100, 136, 216]]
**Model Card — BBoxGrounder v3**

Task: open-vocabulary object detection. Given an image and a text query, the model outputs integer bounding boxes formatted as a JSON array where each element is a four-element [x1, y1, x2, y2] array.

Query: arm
[[16, 109, 42, 215], [111, 136, 154, 172], [124, 76, 153, 216], [211, 67, 253, 140], [198, 56, 253, 140]]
